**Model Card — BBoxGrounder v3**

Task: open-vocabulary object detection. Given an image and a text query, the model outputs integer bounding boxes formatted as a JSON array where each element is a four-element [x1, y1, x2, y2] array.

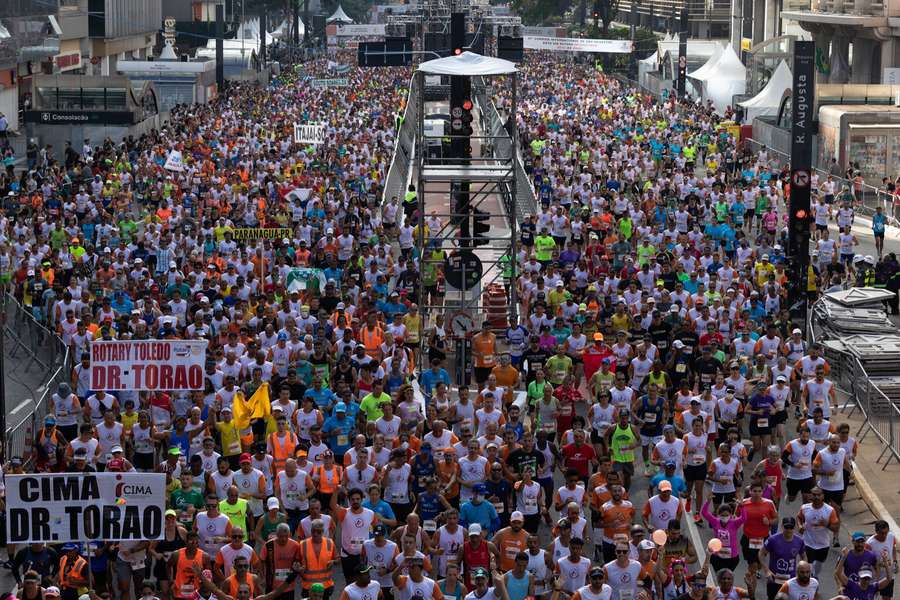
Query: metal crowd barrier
[[808, 302, 900, 468], [742, 137, 900, 226], [3, 293, 71, 463]]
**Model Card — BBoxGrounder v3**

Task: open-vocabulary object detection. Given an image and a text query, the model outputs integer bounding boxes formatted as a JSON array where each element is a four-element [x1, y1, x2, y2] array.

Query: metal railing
[[3, 294, 71, 464], [382, 74, 417, 209], [808, 300, 900, 468], [475, 77, 538, 217], [742, 136, 900, 226]]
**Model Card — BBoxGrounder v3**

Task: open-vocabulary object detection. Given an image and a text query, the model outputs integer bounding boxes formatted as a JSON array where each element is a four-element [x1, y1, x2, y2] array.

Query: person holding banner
[[58, 544, 89, 600]]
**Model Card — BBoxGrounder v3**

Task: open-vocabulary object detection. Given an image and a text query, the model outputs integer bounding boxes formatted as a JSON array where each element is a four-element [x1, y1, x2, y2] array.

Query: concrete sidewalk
[[836, 406, 900, 538]]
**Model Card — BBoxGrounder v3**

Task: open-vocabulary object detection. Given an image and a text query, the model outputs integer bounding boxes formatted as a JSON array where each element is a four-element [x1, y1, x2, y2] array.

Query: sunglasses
[[615, 550, 629, 555]]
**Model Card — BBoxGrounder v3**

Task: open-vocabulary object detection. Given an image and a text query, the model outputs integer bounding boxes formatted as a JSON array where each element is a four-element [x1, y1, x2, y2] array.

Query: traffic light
[[451, 12, 465, 56], [792, 207, 811, 238], [473, 208, 490, 246], [451, 98, 474, 137]]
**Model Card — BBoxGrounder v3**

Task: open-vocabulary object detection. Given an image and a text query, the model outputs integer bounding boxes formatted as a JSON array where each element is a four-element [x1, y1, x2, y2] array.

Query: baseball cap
[[110, 445, 124, 454], [472, 567, 489, 579], [468, 523, 483, 536], [373, 524, 387, 536], [165, 509, 178, 518], [45, 415, 56, 425], [335, 402, 347, 413], [510, 511, 524, 523], [267, 497, 280, 510], [859, 569, 874, 579], [590, 566, 605, 577], [593, 332, 604, 341], [354, 564, 371, 575], [45, 587, 60, 597], [167, 446, 182, 456], [658, 480, 673, 492], [638, 540, 656, 550], [776, 375, 787, 383], [782, 517, 796, 528], [664, 460, 677, 469], [792, 328, 802, 334], [852, 531, 867, 541]]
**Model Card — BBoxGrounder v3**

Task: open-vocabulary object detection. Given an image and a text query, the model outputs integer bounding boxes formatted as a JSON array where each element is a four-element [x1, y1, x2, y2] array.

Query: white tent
[[418, 51, 517, 76], [638, 51, 658, 90], [700, 44, 747, 114], [687, 43, 723, 81], [327, 5, 353, 23], [738, 60, 792, 123]]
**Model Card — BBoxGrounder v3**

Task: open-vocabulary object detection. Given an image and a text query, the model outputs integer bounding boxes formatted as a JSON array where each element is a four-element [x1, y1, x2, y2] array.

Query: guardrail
[[808, 299, 900, 468], [2, 293, 71, 463], [382, 74, 418, 210]]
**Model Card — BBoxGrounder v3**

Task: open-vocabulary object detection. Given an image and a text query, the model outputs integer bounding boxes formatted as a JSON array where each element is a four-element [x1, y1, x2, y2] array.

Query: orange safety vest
[[299, 537, 335, 589], [360, 326, 384, 358], [268, 431, 298, 474], [59, 555, 87, 590], [314, 464, 343, 494], [225, 573, 258, 597]]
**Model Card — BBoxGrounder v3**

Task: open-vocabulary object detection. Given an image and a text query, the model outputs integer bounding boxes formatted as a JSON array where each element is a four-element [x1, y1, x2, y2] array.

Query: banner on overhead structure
[[523, 36, 632, 53], [334, 24, 386, 37]]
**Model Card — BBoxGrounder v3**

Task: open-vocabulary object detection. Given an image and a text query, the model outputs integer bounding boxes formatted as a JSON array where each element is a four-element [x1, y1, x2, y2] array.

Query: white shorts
[[641, 434, 663, 447]]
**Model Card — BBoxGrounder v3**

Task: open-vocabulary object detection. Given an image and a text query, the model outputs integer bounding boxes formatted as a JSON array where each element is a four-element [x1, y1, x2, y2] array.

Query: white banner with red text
[[90, 339, 208, 391], [523, 36, 633, 53]]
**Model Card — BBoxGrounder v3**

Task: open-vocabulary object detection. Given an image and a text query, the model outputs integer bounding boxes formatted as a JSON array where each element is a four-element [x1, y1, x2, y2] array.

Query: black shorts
[[740, 534, 764, 564], [880, 579, 894, 598], [613, 462, 635, 477], [786, 476, 814, 497], [134, 451, 155, 471], [823, 488, 845, 505], [590, 429, 606, 445], [745, 209, 755, 219], [805, 545, 829, 564], [875, 232, 885, 240], [713, 491, 736, 505], [771, 410, 788, 426], [474, 366, 493, 384], [684, 463, 707, 482], [749, 417, 772, 437], [569, 355, 583, 366], [816, 223, 828, 231]]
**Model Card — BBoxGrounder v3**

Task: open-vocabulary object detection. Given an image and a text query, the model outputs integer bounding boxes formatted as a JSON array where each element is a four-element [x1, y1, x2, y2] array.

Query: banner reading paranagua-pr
[[90, 339, 207, 391], [6, 473, 166, 543], [523, 36, 633, 53]]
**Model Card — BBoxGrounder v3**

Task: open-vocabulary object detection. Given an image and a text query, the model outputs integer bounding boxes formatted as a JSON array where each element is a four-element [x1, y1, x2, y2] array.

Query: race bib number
[[756, 418, 769, 428], [619, 589, 635, 600], [483, 354, 495, 366], [676, 363, 687, 373], [718, 547, 731, 558], [228, 440, 242, 454], [644, 412, 657, 424], [749, 538, 764, 550], [337, 435, 349, 446], [275, 568, 291, 581], [524, 498, 538, 510], [560, 405, 574, 416], [543, 422, 557, 433], [691, 455, 705, 466], [350, 538, 364, 552], [423, 520, 437, 532], [180, 584, 195, 596], [825, 471, 841, 485]]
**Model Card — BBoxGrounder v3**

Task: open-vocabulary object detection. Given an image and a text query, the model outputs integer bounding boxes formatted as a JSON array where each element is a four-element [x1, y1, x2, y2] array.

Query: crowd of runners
[[0, 48, 897, 600]]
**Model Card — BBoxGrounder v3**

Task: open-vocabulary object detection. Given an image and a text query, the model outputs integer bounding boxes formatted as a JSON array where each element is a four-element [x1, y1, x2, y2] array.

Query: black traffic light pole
[[449, 12, 476, 249], [677, 8, 687, 99], [787, 41, 816, 332]]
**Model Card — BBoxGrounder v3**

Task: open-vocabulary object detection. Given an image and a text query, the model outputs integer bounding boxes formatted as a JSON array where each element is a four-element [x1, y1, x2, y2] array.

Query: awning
[[418, 51, 517, 76]]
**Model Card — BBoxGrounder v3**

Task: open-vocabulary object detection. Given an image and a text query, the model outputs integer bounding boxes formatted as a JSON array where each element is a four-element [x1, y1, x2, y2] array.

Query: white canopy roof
[[639, 51, 657, 67], [418, 51, 517, 76], [701, 44, 747, 114], [688, 43, 723, 81], [327, 5, 353, 23], [657, 39, 723, 61], [738, 60, 792, 122]]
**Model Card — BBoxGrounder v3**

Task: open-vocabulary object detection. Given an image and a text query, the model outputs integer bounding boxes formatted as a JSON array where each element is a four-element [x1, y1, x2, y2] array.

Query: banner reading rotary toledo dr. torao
[[5, 473, 167, 543]]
